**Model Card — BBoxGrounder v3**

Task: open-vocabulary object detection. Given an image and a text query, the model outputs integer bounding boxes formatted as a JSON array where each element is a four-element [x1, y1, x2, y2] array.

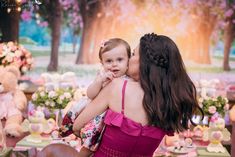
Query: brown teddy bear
[[0, 66, 27, 137]]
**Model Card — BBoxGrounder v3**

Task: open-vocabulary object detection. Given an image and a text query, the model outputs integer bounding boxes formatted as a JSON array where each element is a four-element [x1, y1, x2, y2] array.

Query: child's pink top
[[94, 80, 173, 157]]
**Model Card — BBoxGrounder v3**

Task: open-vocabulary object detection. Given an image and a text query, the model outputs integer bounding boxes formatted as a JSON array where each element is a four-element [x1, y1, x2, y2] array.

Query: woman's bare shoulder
[[103, 78, 139, 92], [107, 78, 124, 86]]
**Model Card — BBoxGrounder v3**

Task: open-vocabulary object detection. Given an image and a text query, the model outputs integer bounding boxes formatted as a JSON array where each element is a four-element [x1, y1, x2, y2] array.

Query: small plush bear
[[0, 66, 27, 137]]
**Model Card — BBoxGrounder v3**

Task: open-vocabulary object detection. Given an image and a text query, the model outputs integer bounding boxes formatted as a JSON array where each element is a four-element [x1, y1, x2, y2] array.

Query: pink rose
[[208, 106, 217, 114], [224, 103, 230, 110]]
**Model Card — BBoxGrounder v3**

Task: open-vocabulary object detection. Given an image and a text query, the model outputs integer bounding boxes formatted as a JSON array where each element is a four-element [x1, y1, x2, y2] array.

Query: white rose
[[212, 98, 217, 101], [64, 92, 71, 99], [5, 55, 13, 62], [50, 101, 55, 107], [32, 93, 38, 101], [15, 50, 22, 57], [57, 99, 62, 104], [40, 91, 45, 97], [199, 103, 203, 108], [48, 91, 56, 98], [224, 103, 230, 110], [21, 66, 28, 72], [208, 106, 217, 114], [198, 97, 204, 103], [26, 58, 33, 64], [38, 87, 44, 92], [45, 100, 50, 106], [225, 98, 228, 103], [59, 95, 65, 101]]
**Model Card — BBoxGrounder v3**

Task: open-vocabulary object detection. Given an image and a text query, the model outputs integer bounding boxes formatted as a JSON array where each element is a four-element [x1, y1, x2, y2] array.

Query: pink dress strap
[[121, 80, 128, 114]]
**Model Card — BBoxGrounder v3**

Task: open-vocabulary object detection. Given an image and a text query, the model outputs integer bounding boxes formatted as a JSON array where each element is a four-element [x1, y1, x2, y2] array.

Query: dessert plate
[[167, 146, 196, 154]]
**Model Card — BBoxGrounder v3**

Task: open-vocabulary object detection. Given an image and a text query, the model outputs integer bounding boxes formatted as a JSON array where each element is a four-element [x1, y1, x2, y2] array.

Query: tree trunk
[[0, 0, 19, 42], [47, 0, 62, 71], [76, 19, 95, 64], [88, 16, 103, 63], [75, 0, 102, 64], [223, 18, 235, 71], [201, 26, 211, 64]]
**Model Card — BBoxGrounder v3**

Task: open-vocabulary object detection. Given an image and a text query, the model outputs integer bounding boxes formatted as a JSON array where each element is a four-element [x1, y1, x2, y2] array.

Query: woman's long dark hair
[[139, 33, 203, 132]]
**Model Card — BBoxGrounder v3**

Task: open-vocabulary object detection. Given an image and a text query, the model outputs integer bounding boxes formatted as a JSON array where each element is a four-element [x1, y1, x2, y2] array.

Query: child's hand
[[97, 71, 115, 84]]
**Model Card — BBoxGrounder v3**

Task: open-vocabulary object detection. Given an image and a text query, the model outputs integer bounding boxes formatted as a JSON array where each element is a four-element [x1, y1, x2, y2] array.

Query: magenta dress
[[93, 80, 173, 157]]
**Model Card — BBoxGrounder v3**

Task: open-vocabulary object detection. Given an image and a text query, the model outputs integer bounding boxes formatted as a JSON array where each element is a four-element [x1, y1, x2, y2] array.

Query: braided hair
[[139, 33, 202, 132]]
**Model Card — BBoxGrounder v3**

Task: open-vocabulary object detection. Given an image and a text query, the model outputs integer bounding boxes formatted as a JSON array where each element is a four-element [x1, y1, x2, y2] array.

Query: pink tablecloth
[[153, 136, 210, 157]]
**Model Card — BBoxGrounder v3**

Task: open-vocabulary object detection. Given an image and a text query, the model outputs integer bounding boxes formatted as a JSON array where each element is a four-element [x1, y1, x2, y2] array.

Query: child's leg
[[78, 147, 93, 157]]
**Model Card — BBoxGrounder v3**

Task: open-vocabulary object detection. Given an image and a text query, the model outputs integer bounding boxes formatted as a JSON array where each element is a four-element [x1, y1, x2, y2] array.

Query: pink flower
[[208, 106, 217, 114], [5, 55, 13, 63], [210, 115, 218, 123], [0, 42, 33, 73], [15, 50, 22, 57], [39, 21, 48, 27], [224, 103, 230, 110], [220, 1, 226, 9], [0, 44, 3, 52], [21, 10, 32, 21], [7, 41, 14, 48], [29, 110, 36, 116], [21, 0, 27, 3], [225, 9, 234, 18], [100, 39, 109, 48]]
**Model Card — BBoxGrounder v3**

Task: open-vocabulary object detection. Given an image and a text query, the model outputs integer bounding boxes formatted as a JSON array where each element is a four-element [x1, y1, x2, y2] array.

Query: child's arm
[[87, 77, 103, 99], [87, 71, 114, 99]]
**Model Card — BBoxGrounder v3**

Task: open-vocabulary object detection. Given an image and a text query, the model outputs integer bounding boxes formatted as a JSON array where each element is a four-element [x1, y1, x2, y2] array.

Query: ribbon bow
[[100, 39, 108, 48]]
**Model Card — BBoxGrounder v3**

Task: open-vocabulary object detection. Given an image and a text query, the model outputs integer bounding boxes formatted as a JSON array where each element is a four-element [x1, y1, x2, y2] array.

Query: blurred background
[[0, 0, 235, 81]]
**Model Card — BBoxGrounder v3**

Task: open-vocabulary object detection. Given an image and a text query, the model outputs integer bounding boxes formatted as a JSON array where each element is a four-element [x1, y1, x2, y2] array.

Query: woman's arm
[[73, 82, 112, 133]]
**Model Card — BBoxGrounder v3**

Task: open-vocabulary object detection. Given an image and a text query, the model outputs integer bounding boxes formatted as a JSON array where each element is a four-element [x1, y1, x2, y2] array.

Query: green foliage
[[30, 50, 50, 57]]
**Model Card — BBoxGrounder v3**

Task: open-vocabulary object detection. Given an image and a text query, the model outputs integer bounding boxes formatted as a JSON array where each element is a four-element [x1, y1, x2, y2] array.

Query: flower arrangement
[[0, 41, 33, 74], [199, 96, 230, 117], [31, 86, 75, 110]]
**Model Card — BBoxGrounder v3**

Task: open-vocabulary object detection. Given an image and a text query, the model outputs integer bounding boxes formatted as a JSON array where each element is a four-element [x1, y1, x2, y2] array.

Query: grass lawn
[[213, 56, 235, 61], [31, 50, 74, 57], [26, 65, 99, 78], [29, 50, 235, 74], [186, 67, 235, 73]]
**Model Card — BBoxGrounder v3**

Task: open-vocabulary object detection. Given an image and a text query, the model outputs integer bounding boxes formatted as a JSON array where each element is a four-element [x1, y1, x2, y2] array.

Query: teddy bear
[[0, 121, 6, 151], [0, 66, 27, 137]]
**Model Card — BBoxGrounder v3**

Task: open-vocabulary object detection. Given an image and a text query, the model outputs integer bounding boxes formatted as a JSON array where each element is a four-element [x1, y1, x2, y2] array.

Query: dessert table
[[154, 137, 231, 157], [3, 130, 233, 157], [5, 128, 82, 157]]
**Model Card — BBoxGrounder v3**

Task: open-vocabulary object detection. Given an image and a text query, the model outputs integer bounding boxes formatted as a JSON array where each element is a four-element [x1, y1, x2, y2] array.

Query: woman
[[73, 33, 201, 157]]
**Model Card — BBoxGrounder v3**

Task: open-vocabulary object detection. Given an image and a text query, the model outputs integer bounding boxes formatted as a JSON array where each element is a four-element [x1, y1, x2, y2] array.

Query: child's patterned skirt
[[80, 112, 106, 151], [59, 97, 106, 151]]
